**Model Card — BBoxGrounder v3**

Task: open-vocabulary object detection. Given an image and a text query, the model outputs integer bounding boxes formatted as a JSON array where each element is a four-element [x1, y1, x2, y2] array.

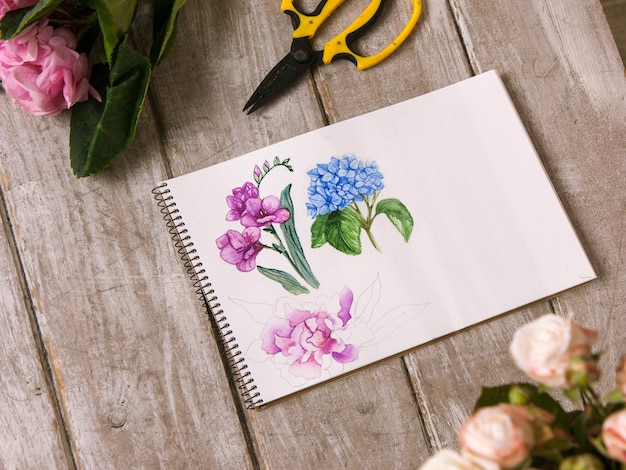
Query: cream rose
[[509, 314, 598, 388], [459, 404, 534, 469], [602, 409, 626, 463], [419, 449, 484, 470]]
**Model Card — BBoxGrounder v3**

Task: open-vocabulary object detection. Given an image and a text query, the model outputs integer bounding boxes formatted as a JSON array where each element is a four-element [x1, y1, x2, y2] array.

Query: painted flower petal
[[332, 344, 358, 363]]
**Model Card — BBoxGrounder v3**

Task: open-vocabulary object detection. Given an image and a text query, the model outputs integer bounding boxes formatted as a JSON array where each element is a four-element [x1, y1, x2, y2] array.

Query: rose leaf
[[70, 47, 152, 177], [151, 0, 187, 66], [0, 0, 63, 39]]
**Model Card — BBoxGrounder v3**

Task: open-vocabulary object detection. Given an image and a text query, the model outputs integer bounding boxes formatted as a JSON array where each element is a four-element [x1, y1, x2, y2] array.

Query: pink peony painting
[[260, 287, 358, 379]]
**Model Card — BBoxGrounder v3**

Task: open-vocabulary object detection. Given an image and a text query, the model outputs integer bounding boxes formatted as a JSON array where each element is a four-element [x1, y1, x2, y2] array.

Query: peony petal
[[337, 286, 353, 325], [332, 344, 358, 363], [289, 354, 322, 379]]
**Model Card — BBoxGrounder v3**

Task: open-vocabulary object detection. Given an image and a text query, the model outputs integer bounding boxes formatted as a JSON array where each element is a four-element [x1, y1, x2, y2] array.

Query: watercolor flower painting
[[307, 155, 414, 255], [260, 286, 359, 379], [216, 157, 319, 295]]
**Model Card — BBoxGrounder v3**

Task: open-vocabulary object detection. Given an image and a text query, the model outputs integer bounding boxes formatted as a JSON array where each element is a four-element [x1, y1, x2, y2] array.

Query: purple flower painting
[[216, 157, 319, 294], [241, 196, 290, 228], [260, 287, 358, 379], [225, 182, 259, 222], [215, 227, 263, 272]]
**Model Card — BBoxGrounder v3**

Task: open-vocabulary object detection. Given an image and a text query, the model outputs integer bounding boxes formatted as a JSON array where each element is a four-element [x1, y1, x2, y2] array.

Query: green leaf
[[151, 0, 187, 66], [475, 383, 569, 427], [311, 214, 329, 248], [70, 47, 152, 177], [0, 0, 64, 39], [98, 0, 138, 33], [322, 208, 363, 255], [279, 185, 319, 289], [79, 0, 138, 65], [257, 266, 309, 295], [604, 389, 625, 404], [375, 198, 414, 242]]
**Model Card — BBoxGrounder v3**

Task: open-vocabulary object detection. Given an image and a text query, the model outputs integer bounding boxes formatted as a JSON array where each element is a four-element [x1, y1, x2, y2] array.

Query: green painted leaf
[[311, 214, 329, 248], [151, 0, 187, 66], [324, 209, 362, 255], [70, 47, 152, 177], [375, 198, 413, 242], [257, 266, 309, 295], [279, 185, 319, 288], [0, 0, 64, 39]]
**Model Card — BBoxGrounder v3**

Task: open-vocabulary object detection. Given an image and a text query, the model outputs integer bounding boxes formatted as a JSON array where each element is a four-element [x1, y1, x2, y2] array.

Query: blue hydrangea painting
[[307, 155, 414, 255]]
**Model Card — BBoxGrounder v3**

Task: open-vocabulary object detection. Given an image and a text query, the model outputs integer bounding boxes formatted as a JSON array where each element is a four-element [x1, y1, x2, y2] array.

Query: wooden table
[[1, 0, 624, 468]]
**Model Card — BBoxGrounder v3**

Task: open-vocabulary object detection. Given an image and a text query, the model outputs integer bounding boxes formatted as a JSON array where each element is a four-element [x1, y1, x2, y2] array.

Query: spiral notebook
[[153, 71, 596, 408]]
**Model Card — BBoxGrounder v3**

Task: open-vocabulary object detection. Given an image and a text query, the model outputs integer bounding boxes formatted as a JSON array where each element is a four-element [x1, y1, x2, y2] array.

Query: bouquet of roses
[[0, 0, 185, 177], [420, 314, 626, 470]]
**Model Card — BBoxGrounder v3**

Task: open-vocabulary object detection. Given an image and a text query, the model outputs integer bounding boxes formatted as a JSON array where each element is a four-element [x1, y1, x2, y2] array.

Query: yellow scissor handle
[[280, 0, 349, 39], [323, 0, 422, 70]]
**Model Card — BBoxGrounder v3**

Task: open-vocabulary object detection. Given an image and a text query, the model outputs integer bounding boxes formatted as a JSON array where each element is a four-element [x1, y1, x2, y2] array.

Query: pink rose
[[0, 19, 100, 115], [0, 0, 38, 19], [602, 409, 626, 463], [459, 404, 534, 469], [509, 314, 598, 388], [261, 287, 358, 379], [419, 450, 483, 470]]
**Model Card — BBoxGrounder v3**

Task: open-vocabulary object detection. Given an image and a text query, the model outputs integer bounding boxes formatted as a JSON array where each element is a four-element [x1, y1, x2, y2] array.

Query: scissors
[[243, 0, 422, 114]]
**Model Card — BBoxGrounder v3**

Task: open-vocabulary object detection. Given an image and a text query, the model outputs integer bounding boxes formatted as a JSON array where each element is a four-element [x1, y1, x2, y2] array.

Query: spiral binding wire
[[152, 183, 264, 409]]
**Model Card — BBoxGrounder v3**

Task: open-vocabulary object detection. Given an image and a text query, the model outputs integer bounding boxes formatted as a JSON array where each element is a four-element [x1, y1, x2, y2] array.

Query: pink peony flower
[[459, 404, 535, 469], [0, 19, 100, 115], [225, 182, 259, 221], [240, 195, 290, 228], [260, 287, 358, 379], [509, 314, 598, 388], [602, 409, 626, 463], [215, 227, 263, 272], [0, 0, 37, 19]]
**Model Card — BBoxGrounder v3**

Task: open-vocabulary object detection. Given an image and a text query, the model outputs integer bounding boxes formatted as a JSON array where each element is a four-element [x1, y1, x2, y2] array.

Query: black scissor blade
[[243, 40, 317, 114]]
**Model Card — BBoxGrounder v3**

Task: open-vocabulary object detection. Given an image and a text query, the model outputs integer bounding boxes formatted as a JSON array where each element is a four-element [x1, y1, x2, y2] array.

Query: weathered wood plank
[[0, 85, 253, 468], [403, 0, 626, 456], [0, 181, 69, 468]]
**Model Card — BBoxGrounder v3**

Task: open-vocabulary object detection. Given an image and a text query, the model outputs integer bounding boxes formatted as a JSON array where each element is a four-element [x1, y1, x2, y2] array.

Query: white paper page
[[161, 71, 596, 405]]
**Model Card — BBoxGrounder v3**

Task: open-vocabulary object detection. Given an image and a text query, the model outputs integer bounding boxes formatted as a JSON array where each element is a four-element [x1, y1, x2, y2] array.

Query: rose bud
[[558, 453, 605, 470], [602, 409, 626, 463]]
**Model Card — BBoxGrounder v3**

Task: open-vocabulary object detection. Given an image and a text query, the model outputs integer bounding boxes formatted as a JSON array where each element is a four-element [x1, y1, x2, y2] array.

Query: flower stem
[[581, 386, 608, 420], [351, 197, 381, 252], [265, 225, 301, 274]]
